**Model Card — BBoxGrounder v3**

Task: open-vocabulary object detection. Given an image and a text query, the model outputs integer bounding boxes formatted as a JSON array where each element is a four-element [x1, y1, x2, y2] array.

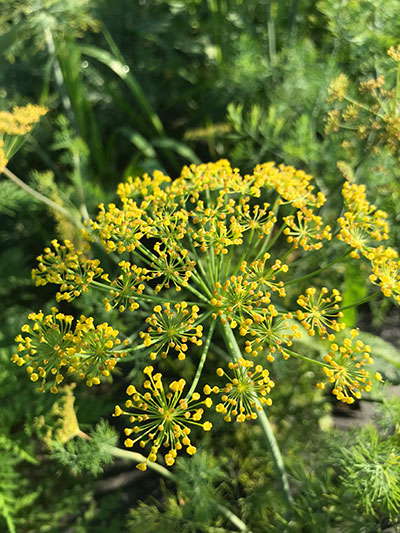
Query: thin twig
[[2, 166, 81, 226]]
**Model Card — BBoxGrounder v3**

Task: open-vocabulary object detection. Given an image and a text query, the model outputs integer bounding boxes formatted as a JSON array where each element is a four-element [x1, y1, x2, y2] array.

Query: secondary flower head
[[210, 275, 271, 326], [212, 358, 274, 422], [252, 162, 326, 209], [140, 302, 203, 360], [296, 287, 345, 340], [114, 366, 212, 469], [242, 310, 301, 361], [368, 246, 400, 303], [0, 104, 47, 171], [32, 239, 103, 302], [12, 307, 126, 393], [284, 209, 332, 251], [337, 181, 389, 258], [239, 253, 288, 298], [103, 260, 152, 312], [320, 329, 382, 404]]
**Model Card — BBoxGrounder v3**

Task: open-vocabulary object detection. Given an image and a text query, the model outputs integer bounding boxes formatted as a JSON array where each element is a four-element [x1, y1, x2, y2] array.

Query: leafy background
[[1, 1, 400, 531]]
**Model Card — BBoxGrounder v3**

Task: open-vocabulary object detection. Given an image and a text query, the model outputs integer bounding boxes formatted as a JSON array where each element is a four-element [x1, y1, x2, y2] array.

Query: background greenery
[[1, 1, 400, 531]]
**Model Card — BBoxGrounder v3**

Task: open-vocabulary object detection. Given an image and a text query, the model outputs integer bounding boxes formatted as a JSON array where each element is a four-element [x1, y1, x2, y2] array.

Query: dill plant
[[3, 102, 400, 520], [9, 150, 398, 508]]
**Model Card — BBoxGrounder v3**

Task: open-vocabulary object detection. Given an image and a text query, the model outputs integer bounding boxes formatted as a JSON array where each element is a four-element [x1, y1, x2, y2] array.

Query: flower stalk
[[219, 320, 294, 509]]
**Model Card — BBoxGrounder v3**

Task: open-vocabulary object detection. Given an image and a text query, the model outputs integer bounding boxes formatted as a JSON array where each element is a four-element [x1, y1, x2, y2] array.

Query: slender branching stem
[[219, 320, 294, 509], [256, 403, 295, 508], [2, 166, 81, 226], [336, 291, 380, 312], [186, 320, 216, 400], [285, 250, 351, 286], [232, 228, 255, 276], [255, 222, 287, 261], [283, 348, 327, 368], [101, 441, 252, 531]]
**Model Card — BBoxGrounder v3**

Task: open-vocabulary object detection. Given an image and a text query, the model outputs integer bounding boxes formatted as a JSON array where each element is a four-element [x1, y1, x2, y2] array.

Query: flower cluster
[[210, 276, 270, 326], [284, 209, 332, 251], [140, 302, 203, 361], [338, 181, 389, 257], [319, 329, 383, 404], [337, 181, 400, 300], [114, 366, 212, 470], [0, 104, 47, 171], [210, 358, 275, 422], [326, 46, 400, 157], [17, 158, 390, 467], [369, 246, 400, 303], [103, 260, 151, 312], [32, 239, 103, 302], [296, 287, 345, 340], [240, 253, 288, 297], [252, 162, 326, 209], [12, 308, 127, 392], [242, 310, 301, 362]]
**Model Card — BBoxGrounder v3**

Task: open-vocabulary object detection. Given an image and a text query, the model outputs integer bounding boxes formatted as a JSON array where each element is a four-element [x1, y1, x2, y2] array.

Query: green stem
[[280, 245, 296, 263], [182, 280, 210, 304], [232, 228, 255, 276], [103, 444, 175, 480], [343, 95, 385, 120], [285, 250, 351, 286], [219, 320, 294, 509], [255, 222, 286, 261], [336, 291, 380, 312], [256, 403, 294, 507], [187, 237, 211, 288], [284, 348, 327, 368], [191, 269, 214, 299], [216, 504, 253, 532], [102, 442, 252, 531], [186, 320, 215, 400], [2, 166, 81, 226], [90, 280, 207, 306]]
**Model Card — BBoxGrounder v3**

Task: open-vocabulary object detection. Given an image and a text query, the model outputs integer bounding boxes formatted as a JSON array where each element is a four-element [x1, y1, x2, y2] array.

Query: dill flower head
[[0, 104, 47, 170], [12, 307, 126, 393], [283, 209, 332, 251], [103, 260, 151, 312], [140, 302, 203, 360], [337, 181, 389, 258], [368, 246, 400, 303], [327, 74, 349, 103], [32, 239, 103, 302], [242, 310, 301, 362], [0, 104, 47, 136], [240, 253, 288, 297], [211, 358, 274, 422], [210, 275, 271, 326], [296, 287, 345, 340], [252, 162, 326, 209], [320, 329, 383, 404], [18, 157, 390, 432], [114, 366, 212, 469]]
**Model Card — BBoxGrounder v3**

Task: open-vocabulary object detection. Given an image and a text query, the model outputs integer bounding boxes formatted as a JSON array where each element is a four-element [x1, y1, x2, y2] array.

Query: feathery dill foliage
[[339, 425, 400, 521], [13, 159, 395, 472]]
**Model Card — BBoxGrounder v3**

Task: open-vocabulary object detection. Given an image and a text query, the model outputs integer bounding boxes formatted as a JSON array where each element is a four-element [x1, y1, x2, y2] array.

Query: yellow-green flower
[[320, 329, 381, 404], [114, 366, 212, 469], [12, 307, 127, 393], [140, 302, 203, 361], [211, 358, 274, 422]]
